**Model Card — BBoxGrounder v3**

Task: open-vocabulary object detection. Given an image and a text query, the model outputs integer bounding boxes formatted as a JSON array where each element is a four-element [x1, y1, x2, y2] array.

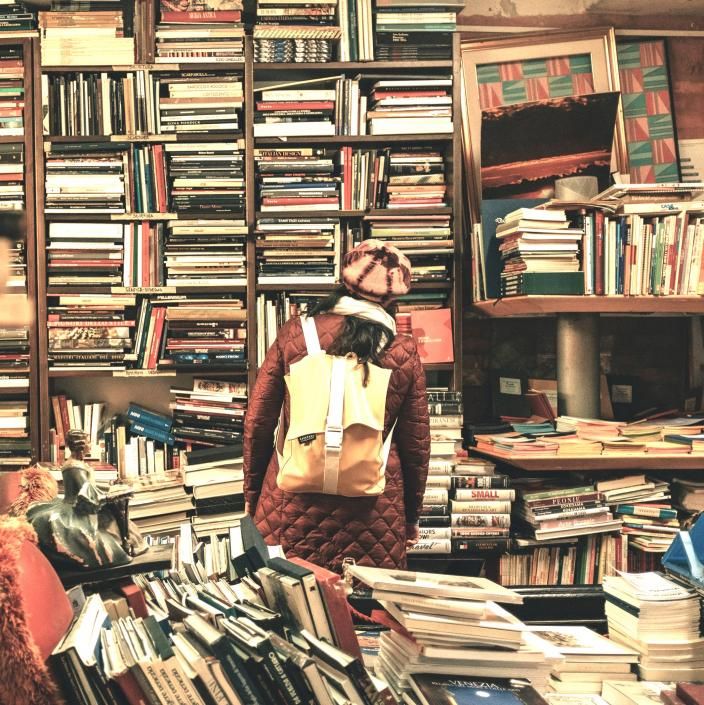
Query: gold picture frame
[[460, 27, 629, 221]]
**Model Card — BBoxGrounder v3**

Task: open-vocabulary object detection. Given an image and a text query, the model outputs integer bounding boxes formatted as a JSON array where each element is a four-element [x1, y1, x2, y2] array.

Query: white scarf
[[330, 295, 397, 349]]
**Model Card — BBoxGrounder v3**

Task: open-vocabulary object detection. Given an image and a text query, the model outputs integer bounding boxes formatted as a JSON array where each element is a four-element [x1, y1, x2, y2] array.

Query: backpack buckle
[[324, 424, 343, 448]]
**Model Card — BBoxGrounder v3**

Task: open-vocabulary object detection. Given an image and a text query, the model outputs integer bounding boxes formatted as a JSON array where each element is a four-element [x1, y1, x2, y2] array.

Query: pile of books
[[156, 0, 245, 64], [157, 73, 243, 134], [497, 207, 585, 297], [374, 0, 462, 60], [184, 444, 246, 536], [164, 219, 247, 288], [128, 471, 193, 536], [0, 0, 34, 35], [127, 403, 174, 446], [157, 295, 247, 369], [597, 474, 678, 564], [166, 141, 245, 215], [256, 217, 340, 285], [39, 9, 135, 66], [255, 291, 323, 363], [0, 143, 23, 211], [46, 293, 136, 372], [672, 476, 704, 514], [500, 533, 629, 586], [4, 229, 25, 289], [255, 147, 340, 211], [0, 48, 23, 138], [524, 625, 638, 694], [0, 375, 29, 467], [46, 222, 126, 288], [254, 86, 336, 137], [514, 483, 622, 542], [367, 78, 453, 135], [350, 565, 559, 694], [604, 571, 704, 681], [170, 378, 246, 448], [44, 145, 126, 214], [44, 71, 158, 137], [367, 214, 453, 282], [128, 144, 169, 214], [253, 0, 340, 63]]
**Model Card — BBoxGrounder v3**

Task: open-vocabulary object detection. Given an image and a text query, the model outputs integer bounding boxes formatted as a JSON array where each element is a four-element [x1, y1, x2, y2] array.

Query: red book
[[50, 395, 65, 447], [147, 307, 166, 370], [343, 145, 352, 210], [677, 684, 704, 705], [160, 9, 241, 21], [152, 144, 167, 213], [595, 209, 604, 295], [118, 581, 149, 618], [0, 171, 21, 180], [141, 221, 150, 287], [113, 671, 150, 705], [58, 394, 71, 439], [410, 308, 453, 364], [288, 557, 362, 659], [373, 90, 446, 99], [256, 101, 334, 111]]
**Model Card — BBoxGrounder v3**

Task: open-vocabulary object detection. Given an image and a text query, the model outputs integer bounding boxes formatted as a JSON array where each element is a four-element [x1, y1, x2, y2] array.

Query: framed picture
[[460, 27, 629, 219]]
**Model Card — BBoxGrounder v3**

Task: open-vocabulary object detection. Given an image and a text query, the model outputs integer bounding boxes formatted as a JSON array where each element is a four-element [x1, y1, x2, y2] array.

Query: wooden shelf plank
[[254, 133, 453, 145], [257, 282, 336, 292], [473, 448, 704, 471], [45, 132, 243, 143], [47, 285, 247, 296], [255, 207, 452, 219], [42, 63, 246, 72], [254, 60, 453, 71], [0, 135, 24, 143], [48, 366, 248, 378], [473, 295, 704, 317]]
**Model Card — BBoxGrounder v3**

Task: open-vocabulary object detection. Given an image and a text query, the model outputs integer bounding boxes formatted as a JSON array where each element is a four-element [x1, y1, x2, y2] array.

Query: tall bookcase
[[17, 21, 464, 462]]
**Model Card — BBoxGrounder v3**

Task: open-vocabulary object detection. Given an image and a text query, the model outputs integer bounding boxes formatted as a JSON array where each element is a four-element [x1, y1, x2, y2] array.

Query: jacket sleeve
[[395, 343, 430, 524], [243, 324, 286, 513]]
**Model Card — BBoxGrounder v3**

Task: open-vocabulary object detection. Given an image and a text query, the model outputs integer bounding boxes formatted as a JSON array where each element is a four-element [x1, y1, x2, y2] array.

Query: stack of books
[[338, 0, 373, 61], [127, 403, 174, 446], [255, 148, 340, 211], [170, 378, 246, 448], [46, 293, 136, 372], [524, 625, 638, 694], [39, 9, 135, 66], [49, 395, 105, 457], [184, 444, 246, 536], [121, 222, 165, 287], [127, 471, 193, 536], [367, 213, 453, 282], [5, 233, 25, 290], [166, 141, 245, 216], [44, 71, 158, 137], [253, 87, 336, 137], [158, 73, 243, 135], [374, 0, 462, 60], [164, 219, 247, 288], [44, 145, 126, 214], [256, 217, 340, 284], [156, 0, 245, 64], [349, 565, 559, 694], [0, 143, 23, 212], [46, 222, 126, 288], [414, 485, 451, 555], [129, 144, 169, 214], [0, 0, 34, 35], [255, 292, 323, 363], [253, 0, 341, 63], [497, 208, 585, 297], [514, 484, 622, 542], [604, 571, 704, 682], [0, 48, 23, 138], [156, 295, 247, 369], [672, 476, 704, 514], [0, 387, 29, 467], [367, 78, 453, 135]]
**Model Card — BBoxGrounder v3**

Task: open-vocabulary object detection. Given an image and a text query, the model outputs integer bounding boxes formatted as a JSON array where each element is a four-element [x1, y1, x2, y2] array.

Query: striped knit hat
[[342, 239, 412, 304]]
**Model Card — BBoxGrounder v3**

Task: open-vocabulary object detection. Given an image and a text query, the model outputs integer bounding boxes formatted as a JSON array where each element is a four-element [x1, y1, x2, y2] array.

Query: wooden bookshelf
[[472, 448, 704, 472], [473, 295, 704, 317], [23, 19, 464, 459]]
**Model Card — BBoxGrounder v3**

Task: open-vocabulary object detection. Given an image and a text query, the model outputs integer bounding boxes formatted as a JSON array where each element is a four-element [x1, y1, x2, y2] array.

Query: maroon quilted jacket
[[243, 313, 430, 573]]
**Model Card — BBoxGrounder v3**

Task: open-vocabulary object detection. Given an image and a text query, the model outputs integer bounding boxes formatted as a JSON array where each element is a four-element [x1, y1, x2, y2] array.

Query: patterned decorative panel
[[477, 53, 595, 110], [617, 40, 680, 183]]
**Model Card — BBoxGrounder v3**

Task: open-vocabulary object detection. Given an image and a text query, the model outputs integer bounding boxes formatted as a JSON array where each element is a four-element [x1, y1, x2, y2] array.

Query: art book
[[409, 676, 549, 705]]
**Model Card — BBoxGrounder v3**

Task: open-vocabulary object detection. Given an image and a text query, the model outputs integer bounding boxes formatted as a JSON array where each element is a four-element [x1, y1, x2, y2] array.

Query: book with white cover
[[347, 566, 523, 603], [525, 626, 638, 663], [601, 680, 674, 705]]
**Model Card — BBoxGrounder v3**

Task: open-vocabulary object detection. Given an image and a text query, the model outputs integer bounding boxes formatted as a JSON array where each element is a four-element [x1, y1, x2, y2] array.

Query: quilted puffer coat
[[244, 313, 430, 573]]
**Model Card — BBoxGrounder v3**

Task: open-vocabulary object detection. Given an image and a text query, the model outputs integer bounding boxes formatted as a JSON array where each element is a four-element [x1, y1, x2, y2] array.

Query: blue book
[[127, 404, 172, 432], [129, 420, 175, 446]]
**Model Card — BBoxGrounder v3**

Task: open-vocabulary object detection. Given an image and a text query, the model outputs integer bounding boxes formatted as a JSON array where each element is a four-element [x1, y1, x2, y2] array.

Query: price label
[[111, 286, 176, 294], [113, 369, 176, 377]]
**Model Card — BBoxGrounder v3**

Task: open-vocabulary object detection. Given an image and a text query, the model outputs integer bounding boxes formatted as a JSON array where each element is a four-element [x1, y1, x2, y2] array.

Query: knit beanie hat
[[342, 239, 412, 304]]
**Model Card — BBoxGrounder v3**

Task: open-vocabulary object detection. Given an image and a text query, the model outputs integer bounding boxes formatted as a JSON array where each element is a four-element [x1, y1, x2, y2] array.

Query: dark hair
[[308, 285, 395, 385], [0, 211, 24, 244]]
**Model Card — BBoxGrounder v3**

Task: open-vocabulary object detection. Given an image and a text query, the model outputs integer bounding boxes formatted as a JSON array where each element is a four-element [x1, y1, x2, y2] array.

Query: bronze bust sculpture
[[27, 430, 147, 569]]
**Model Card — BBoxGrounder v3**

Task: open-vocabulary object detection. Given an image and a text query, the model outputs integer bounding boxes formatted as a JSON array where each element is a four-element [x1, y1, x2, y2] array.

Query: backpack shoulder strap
[[301, 316, 321, 355]]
